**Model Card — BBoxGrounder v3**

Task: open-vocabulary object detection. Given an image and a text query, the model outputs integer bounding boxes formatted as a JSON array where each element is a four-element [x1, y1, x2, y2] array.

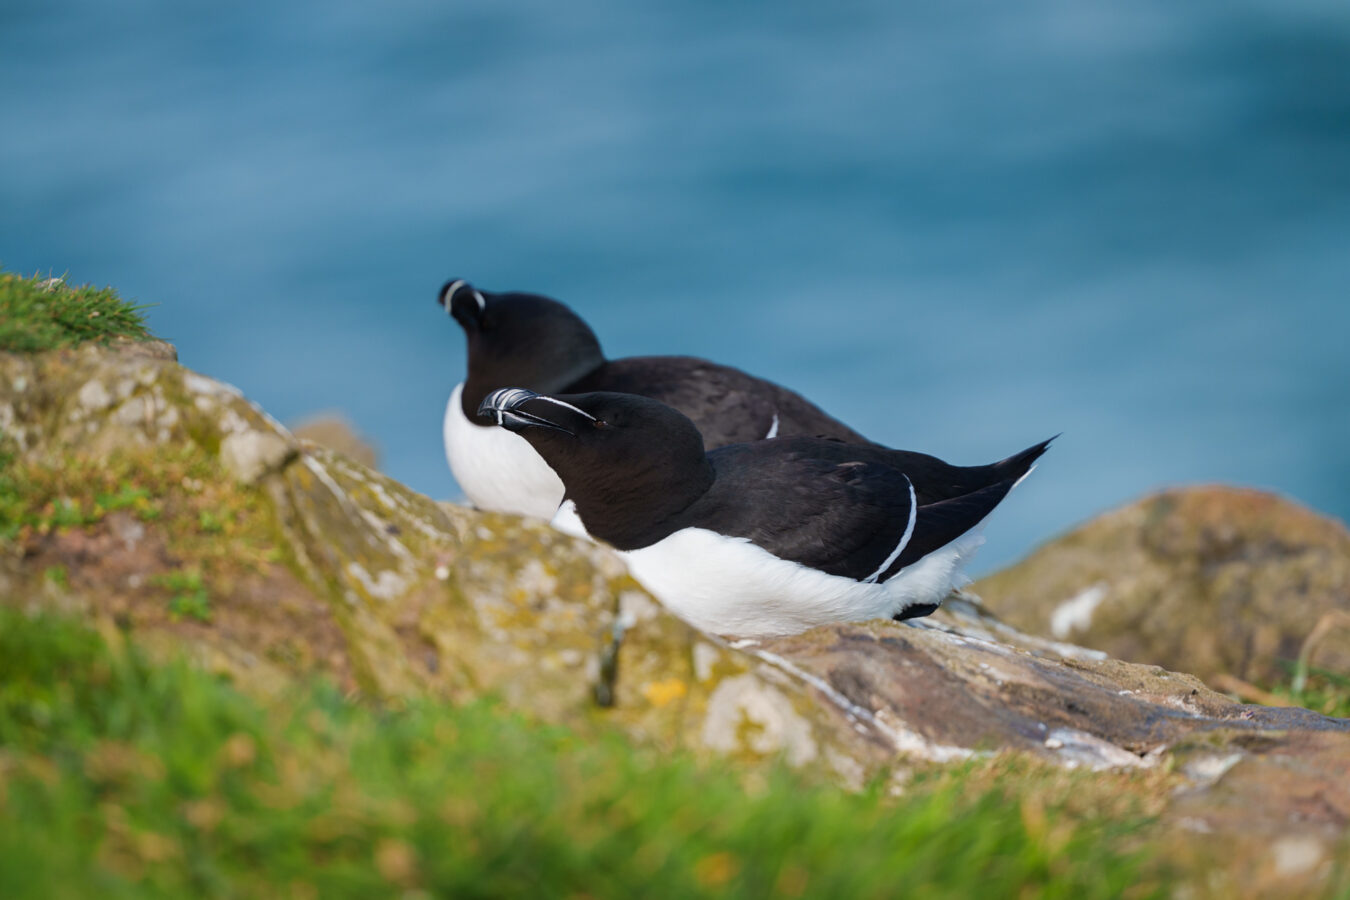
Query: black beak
[[438, 279, 487, 324], [477, 388, 577, 435]]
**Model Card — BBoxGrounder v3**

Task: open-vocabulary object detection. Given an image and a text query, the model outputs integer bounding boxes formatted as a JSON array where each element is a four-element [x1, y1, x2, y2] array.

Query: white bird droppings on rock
[[346, 562, 409, 603], [219, 430, 294, 484], [183, 372, 241, 399], [1050, 582, 1109, 639], [1043, 728, 1150, 770], [619, 590, 661, 624], [76, 378, 112, 414], [1271, 836, 1325, 876], [701, 674, 819, 767], [111, 395, 147, 427], [515, 558, 558, 598], [1180, 752, 1243, 786], [109, 514, 146, 552], [693, 641, 721, 681]]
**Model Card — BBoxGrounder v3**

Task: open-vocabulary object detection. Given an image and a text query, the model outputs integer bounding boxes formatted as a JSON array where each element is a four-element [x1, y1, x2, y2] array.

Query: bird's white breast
[[443, 382, 566, 519], [552, 501, 984, 637]]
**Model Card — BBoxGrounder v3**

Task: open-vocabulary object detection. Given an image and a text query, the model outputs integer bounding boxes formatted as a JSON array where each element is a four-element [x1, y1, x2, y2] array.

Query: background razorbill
[[478, 387, 1052, 636], [439, 279, 869, 519]]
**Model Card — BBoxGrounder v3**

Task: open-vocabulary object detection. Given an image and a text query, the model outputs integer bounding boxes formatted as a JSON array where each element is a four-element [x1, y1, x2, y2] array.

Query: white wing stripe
[[863, 475, 917, 584]]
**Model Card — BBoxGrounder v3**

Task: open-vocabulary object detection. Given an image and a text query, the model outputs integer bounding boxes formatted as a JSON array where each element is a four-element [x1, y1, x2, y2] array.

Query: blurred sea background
[[2, 0, 1347, 573]]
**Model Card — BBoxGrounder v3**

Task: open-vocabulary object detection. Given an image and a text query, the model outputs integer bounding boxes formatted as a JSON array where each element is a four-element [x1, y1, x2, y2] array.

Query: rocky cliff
[[3, 340, 1349, 897]]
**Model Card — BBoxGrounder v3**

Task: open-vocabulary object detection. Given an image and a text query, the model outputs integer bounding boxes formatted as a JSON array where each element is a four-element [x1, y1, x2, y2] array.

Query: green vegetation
[[0, 609, 1168, 899], [152, 568, 212, 622], [1273, 665, 1350, 719], [0, 466, 158, 540], [0, 444, 277, 569], [1216, 657, 1350, 719], [0, 269, 153, 352]]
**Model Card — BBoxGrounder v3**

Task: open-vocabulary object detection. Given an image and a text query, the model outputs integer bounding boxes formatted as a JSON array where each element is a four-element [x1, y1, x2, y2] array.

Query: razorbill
[[439, 279, 869, 519], [477, 388, 1053, 636]]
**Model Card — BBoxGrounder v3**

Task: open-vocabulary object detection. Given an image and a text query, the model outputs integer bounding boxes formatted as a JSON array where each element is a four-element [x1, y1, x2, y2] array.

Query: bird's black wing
[[693, 443, 919, 582], [873, 476, 1021, 582]]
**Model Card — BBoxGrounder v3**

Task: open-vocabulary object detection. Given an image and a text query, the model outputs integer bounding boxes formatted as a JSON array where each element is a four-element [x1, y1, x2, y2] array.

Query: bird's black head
[[477, 389, 714, 549], [439, 280, 606, 421], [438, 278, 488, 330]]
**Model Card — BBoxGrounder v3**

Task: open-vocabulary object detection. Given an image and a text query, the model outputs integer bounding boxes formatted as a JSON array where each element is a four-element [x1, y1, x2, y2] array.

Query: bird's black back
[[567, 355, 871, 448]]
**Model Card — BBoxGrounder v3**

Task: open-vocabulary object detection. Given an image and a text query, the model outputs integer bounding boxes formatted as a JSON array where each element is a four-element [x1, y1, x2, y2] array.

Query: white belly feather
[[444, 382, 566, 519], [552, 500, 984, 637]]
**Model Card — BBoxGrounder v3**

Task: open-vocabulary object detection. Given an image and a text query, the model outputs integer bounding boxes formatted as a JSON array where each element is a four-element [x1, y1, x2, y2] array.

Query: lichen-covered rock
[[975, 487, 1350, 684], [3, 347, 1350, 898], [1, 342, 299, 470]]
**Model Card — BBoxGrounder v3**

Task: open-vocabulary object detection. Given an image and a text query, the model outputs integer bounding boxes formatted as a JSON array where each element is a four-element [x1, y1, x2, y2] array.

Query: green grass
[[1273, 664, 1350, 719], [0, 609, 1167, 899], [0, 269, 153, 352]]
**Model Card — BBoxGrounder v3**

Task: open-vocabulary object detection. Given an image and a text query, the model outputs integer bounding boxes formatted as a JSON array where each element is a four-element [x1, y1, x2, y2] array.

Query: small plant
[[197, 508, 225, 534], [42, 565, 68, 588], [152, 568, 211, 622], [94, 482, 152, 514], [48, 497, 92, 530], [99, 481, 164, 521]]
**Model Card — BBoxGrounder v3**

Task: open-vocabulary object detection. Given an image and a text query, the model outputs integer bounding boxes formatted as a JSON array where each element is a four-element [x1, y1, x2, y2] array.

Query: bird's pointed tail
[[993, 434, 1058, 485]]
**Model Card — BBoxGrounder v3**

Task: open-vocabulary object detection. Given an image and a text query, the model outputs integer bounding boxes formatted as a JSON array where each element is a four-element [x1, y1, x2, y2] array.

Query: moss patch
[[1, 443, 282, 573], [0, 270, 153, 352]]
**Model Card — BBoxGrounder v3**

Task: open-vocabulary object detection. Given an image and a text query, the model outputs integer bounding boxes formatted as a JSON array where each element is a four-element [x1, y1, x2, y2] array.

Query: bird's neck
[[461, 356, 605, 424], [566, 456, 715, 551]]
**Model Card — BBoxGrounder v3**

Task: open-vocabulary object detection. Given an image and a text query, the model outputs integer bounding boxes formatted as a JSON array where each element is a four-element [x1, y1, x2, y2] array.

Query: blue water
[[3, 0, 1348, 573]]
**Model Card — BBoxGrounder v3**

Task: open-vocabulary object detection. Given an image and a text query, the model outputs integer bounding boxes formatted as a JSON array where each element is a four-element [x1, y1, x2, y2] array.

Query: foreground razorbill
[[478, 387, 1052, 636]]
